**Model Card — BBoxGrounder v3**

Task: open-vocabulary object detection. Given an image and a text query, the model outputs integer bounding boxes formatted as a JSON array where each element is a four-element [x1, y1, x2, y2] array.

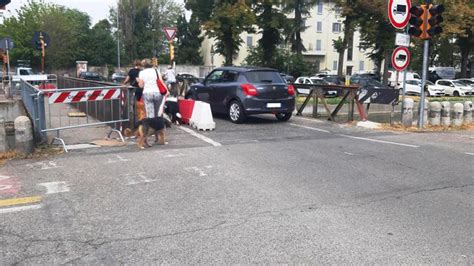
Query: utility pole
[[116, 8, 121, 72]]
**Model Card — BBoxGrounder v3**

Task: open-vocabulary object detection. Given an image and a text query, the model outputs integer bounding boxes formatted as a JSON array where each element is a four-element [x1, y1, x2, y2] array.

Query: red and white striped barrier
[[48, 89, 121, 104], [177, 99, 215, 131]]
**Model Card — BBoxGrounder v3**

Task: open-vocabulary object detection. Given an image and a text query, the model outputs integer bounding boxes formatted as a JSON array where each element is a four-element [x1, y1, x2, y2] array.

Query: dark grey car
[[186, 67, 295, 123]]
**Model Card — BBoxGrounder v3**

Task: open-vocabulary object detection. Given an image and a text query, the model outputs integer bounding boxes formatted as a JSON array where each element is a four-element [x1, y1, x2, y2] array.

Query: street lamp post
[[116, 8, 120, 72]]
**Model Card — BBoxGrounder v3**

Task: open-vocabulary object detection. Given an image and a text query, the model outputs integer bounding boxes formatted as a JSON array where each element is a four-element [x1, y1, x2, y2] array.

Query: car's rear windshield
[[245, 71, 284, 83]]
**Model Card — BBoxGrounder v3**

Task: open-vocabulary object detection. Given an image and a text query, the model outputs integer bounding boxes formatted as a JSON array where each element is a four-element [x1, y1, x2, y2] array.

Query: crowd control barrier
[[20, 77, 130, 152]]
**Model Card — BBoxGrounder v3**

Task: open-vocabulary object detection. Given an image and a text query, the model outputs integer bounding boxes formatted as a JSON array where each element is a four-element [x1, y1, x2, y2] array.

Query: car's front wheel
[[275, 112, 292, 122], [453, 91, 460, 97], [228, 100, 246, 124]]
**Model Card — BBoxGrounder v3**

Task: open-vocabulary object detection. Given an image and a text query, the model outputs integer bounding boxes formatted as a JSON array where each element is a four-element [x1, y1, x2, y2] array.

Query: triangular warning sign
[[164, 27, 177, 41]]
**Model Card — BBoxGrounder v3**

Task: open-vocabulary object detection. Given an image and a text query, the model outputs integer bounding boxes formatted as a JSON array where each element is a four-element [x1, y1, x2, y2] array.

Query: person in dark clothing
[[124, 60, 143, 100]]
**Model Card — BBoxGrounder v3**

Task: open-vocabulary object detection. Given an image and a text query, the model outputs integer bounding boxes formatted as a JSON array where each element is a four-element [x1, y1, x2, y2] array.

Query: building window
[[308, 43, 313, 51], [316, 22, 322, 33], [316, 40, 321, 51], [317, 1, 323, 14], [346, 66, 353, 76], [246, 36, 253, 48], [335, 7, 342, 15], [333, 60, 338, 71], [332, 23, 342, 33], [359, 61, 365, 71]]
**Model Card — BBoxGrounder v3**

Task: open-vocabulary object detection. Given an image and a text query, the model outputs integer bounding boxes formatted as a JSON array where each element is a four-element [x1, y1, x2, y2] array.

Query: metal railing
[[20, 76, 131, 152]]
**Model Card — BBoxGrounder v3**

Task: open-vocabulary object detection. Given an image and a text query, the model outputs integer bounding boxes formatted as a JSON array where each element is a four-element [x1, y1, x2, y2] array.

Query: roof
[[213, 66, 278, 72]]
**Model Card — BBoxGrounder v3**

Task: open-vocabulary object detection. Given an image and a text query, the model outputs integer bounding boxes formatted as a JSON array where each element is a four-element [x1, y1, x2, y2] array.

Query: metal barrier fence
[[20, 76, 131, 152], [12, 74, 57, 97]]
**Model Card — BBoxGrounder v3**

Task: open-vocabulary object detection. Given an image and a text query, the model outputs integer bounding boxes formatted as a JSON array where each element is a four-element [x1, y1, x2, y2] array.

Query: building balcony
[[303, 50, 326, 56]]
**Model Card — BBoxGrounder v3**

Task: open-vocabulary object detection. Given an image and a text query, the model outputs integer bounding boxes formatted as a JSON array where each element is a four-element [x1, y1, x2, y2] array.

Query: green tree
[[203, 0, 256, 65], [282, 0, 317, 56], [112, 0, 183, 64], [85, 20, 117, 66], [0, 0, 93, 70], [252, 0, 288, 68], [176, 15, 204, 65], [441, 0, 474, 77]]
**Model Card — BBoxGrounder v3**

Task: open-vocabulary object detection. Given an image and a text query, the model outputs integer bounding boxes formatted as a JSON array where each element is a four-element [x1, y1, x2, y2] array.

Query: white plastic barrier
[[190, 101, 216, 131], [452, 103, 464, 127]]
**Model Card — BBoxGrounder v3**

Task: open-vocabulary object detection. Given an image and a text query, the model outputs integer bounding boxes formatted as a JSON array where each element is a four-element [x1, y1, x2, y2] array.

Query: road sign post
[[164, 27, 177, 65]]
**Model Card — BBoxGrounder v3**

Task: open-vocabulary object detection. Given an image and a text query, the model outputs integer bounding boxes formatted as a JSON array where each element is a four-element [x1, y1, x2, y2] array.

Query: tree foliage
[[0, 0, 113, 70], [113, 0, 183, 65], [176, 15, 204, 65], [203, 0, 256, 65], [282, 0, 317, 56], [439, 0, 474, 77], [251, 0, 289, 69]]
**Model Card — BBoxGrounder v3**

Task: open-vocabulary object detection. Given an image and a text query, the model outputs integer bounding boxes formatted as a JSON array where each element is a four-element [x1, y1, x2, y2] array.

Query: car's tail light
[[287, 84, 295, 95], [241, 84, 258, 96]]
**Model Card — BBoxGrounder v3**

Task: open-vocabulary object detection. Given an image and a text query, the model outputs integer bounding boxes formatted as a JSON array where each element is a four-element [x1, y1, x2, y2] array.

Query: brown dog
[[137, 117, 166, 149]]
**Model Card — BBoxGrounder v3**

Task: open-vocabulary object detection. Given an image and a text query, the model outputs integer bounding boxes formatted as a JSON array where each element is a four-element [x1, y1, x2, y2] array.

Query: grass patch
[[0, 144, 64, 167], [381, 122, 474, 132]]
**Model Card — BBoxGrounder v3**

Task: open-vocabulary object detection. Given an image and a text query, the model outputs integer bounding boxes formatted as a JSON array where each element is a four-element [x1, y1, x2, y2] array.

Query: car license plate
[[267, 103, 281, 108]]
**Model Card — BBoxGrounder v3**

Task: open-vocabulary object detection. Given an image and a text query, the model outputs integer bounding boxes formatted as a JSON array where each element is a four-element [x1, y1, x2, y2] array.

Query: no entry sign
[[391, 46, 410, 71], [388, 0, 411, 29]]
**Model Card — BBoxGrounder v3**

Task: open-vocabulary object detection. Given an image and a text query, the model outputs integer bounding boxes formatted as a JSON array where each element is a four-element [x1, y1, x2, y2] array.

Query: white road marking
[[0, 204, 42, 214], [290, 123, 330, 133], [0, 175, 11, 181], [292, 116, 324, 123], [163, 153, 186, 158], [465, 152, 474, 156], [344, 152, 354, 155], [38, 182, 70, 194], [107, 155, 130, 163], [0, 185, 13, 191], [178, 126, 222, 147], [185, 166, 212, 177], [124, 173, 156, 185], [66, 144, 99, 150], [26, 161, 61, 170], [338, 134, 420, 148]]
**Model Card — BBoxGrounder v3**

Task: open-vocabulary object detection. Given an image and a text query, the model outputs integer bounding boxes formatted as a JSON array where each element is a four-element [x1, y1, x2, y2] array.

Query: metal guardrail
[[20, 76, 131, 152]]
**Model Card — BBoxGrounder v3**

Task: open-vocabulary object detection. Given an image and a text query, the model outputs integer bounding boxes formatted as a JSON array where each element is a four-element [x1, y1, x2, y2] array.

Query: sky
[[3, 0, 118, 25]]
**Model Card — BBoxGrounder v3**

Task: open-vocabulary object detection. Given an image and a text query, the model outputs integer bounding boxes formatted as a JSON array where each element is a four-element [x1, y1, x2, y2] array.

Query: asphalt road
[[1, 114, 473, 264]]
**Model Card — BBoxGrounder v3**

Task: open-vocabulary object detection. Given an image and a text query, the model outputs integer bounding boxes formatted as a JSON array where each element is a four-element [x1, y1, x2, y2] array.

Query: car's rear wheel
[[228, 100, 245, 124], [426, 90, 430, 97], [453, 91, 460, 97], [275, 112, 292, 122]]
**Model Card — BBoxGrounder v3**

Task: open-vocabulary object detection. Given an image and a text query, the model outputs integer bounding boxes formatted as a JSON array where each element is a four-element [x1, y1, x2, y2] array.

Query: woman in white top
[[137, 59, 168, 118]]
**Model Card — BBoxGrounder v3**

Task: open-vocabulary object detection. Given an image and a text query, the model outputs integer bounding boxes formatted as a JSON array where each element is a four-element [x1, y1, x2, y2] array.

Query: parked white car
[[456, 78, 474, 89], [399, 79, 444, 96], [434, 79, 473, 97], [294, 76, 337, 97]]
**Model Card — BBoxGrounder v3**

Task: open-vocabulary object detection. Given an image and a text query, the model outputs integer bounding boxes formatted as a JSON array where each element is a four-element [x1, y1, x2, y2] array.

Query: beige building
[[202, 2, 375, 76]]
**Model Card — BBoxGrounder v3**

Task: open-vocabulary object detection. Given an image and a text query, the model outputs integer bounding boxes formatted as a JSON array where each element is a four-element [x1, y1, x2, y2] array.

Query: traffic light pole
[[418, 39, 429, 128]]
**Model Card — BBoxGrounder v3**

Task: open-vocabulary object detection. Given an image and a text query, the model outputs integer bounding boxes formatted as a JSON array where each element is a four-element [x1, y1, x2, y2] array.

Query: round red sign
[[391, 46, 411, 71], [388, 0, 411, 29]]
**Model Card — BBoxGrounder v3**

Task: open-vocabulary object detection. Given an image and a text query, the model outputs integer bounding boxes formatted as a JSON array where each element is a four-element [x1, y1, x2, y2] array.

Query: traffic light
[[408, 5, 425, 38], [427, 4, 444, 37], [0, 0, 11, 10]]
